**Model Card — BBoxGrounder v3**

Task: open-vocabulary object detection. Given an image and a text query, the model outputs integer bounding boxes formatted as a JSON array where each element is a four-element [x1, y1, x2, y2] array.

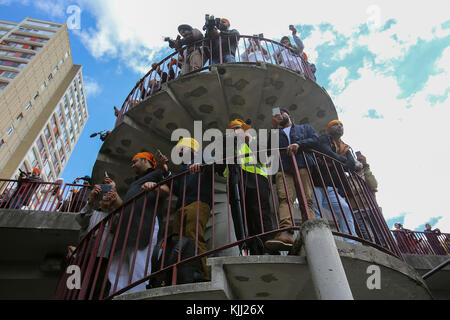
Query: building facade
[[0, 17, 88, 181]]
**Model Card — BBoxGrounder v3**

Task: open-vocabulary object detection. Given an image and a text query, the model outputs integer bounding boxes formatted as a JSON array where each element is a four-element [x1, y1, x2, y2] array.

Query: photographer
[[273, 25, 305, 72], [166, 24, 204, 75], [204, 16, 240, 64]]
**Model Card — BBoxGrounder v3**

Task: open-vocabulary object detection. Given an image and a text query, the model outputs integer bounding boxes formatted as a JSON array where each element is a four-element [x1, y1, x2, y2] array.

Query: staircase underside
[[92, 63, 338, 195]]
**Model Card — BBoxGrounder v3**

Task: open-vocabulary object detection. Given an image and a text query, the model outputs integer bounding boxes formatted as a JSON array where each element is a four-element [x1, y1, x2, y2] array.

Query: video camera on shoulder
[[203, 14, 221, 32], [164, 35, 181, 49]]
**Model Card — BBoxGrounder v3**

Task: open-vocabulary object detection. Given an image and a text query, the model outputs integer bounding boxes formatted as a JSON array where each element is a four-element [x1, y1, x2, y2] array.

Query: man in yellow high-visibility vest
[[224, 119, 275, 255]]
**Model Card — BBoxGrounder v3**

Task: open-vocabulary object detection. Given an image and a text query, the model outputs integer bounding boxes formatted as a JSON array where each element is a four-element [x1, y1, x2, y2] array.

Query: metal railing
[[114, 34, 316, 127], [0, 179, 91, 212], [54, 147, 402, 300], [392, 230, 450, 256]]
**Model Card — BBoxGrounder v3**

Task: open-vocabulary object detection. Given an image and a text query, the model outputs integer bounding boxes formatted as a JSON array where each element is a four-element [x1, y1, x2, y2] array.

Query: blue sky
[[1, 0, 449, 232]]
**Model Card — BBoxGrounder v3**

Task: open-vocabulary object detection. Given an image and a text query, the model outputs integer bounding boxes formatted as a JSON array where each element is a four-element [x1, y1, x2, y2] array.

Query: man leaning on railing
[[170, 138, 214, 281], [107, 152, 171, 295], [265, 107, 320, 252], [312, 120, 359, 243]]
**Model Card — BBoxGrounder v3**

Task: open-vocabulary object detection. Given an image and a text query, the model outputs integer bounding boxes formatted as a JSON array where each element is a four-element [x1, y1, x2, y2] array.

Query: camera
[[95, 184, 113, 201], [203, 14, 221, 32], [164, 35, 181, 49]]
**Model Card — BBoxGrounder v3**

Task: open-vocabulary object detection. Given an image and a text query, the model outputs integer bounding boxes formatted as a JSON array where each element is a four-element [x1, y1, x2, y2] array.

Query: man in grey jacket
[[176, 24, 205, 75]]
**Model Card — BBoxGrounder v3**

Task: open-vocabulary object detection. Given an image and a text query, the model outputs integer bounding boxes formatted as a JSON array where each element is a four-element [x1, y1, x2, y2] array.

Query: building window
[[16, 113, 23, 123], [25, 102, 32, 110], [6, 125, 14, 136], [36, 136, 45, 152], [41, 81, 46, 91], [27, 149, 38, 168], [48, 73, 53, 81], [53, 66, 58, 74], [59, 59, 63, 65], [0, 139, 5, 150], [33, 91, 39, 100], [65, 51, 69, 58], [1, 71, 18, 79]]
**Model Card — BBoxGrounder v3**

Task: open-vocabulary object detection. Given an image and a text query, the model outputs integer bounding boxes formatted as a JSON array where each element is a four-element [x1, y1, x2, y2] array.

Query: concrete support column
[[301, 218, 353, 300]]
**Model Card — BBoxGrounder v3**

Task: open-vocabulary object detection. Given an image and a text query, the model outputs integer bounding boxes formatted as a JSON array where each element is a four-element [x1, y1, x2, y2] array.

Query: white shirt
[[283, 126, 292, 145]]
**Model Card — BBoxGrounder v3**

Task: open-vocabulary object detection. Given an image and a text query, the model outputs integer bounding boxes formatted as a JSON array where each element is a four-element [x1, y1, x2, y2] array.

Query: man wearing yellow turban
[[169, 137, 213, 281], [223, 119, 275, 255]]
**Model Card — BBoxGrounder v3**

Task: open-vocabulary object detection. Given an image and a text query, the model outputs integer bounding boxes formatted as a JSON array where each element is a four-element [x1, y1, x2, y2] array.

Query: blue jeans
[[212, 54, 235, 64], [313, 187, 357, 244]]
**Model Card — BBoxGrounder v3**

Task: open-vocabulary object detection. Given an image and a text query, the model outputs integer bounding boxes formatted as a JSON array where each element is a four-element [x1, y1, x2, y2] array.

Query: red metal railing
[[54, 147, 403, 300], [392, 230, 450, 256], [0, 179, 90, 212], [114, 35, 316, 127]]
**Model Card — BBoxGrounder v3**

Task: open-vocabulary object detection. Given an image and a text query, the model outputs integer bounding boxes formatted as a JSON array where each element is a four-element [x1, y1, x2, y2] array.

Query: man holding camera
[[204, 17, 240, 64], [170, 24, 205, 75], [265, 108, 320, 252]]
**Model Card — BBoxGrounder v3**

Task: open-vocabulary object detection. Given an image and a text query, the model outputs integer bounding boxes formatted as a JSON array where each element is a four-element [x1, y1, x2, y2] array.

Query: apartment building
[[0, 17, 88, 181]]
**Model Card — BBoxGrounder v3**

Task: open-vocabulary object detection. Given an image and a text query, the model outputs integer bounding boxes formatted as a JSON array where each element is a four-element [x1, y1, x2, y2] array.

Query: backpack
[[147, 234, 204, 289]]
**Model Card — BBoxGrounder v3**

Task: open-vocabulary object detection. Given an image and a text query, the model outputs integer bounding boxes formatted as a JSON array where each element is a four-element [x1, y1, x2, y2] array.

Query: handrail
[[114, 34, 316, 127], [0, 179, 91, 212], [422, 258, 450, 280], [391, 229, 450, 256], [54, 146, 404, 300]]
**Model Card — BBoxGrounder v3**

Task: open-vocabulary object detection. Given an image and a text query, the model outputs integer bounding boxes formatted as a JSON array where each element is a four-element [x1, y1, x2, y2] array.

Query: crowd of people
[[393, 222, 449, 255], [64, 106, 407, 298], [121, 17, 317, 108], [166, 18, 317, 75]]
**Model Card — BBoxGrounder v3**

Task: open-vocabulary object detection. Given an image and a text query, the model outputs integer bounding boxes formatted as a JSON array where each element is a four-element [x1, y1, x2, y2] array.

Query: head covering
[[132, 152, 157, 168], [281, 36, 290, 43], [220, 18, 230, 27], [32, 168, 41, 174], [178, 24, 193, 33], [327, 120, 343, 131], [280, 108, 290, 116], [176, 138, 200, 152], [227, 119, 251, 131]]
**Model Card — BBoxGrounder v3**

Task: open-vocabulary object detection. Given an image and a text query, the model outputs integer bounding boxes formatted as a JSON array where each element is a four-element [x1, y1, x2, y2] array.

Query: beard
[[280, 117, 290, 127]]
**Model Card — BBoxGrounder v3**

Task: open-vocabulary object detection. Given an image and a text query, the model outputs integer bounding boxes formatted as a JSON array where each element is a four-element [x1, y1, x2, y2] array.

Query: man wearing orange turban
[[108, 151, 170, 295], [313, 120, 359, 244], [207, 17, 240, 64]]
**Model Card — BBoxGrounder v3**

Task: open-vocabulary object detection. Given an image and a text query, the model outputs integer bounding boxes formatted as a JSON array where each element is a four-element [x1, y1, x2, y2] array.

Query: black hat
[[178, 24, 193, 33], [280, 108, 290, 115]]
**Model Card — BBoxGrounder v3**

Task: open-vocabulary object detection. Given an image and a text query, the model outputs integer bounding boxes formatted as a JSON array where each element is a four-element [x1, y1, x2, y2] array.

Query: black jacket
[[210, 29, 240, 61], [313, 134, 356, 194], [114, 168, 165, 250], [278, 124, 320, 172], [173, 162, 213, 210]]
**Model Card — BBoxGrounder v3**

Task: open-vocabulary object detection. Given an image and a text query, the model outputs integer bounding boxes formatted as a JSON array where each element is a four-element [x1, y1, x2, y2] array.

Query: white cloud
[[34, 0, 66, 17], [67, 0, 450, 74], [334, 51, 450, 232], [329, 67, 350, 93], [83, 76, 102, 97]]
